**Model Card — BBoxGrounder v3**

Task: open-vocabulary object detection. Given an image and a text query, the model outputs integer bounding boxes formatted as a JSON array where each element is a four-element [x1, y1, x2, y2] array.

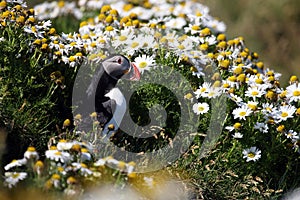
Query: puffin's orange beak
[[129, 62, 140, 81]]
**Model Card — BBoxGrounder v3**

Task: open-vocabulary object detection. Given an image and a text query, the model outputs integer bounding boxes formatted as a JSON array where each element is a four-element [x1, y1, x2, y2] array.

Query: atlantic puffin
[[85, 54, 140, 139]]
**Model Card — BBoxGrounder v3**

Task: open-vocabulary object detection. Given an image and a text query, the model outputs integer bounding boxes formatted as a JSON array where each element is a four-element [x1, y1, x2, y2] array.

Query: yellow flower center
[[139, 62, 148, 68], [69, 56, 76, 62], [239, 111, 246, 116], [131, 42, 139, 48], [105, 26, 114, 31], [233, 123, 241, 129], [199, 43, 208, 51], [281, 112, 288, 118], [293, 90, 300, 97], [198, 106, 205, 112], [191, 25, 200, 31], [248, 104, 257, 110], [0, 1, 7, 7], [67, 176, 77, 184], [27, 146, 36, 152], [35, 160, 44, 168], [200, 88, 206, 92], [248, 152, 255, 158], [58, 1, 65, 8], [119, 35, 127, 41], [233, 67, 243, 75], [12, 173, 20, 179], [219, 59, 230, 68], [251, 91, 259, 96], [52, 174, 60, 180], [178, 44, 185, 50], [80, 163, 87, 168], [118, 161, 126, 169], [255, 79, 263, 84]]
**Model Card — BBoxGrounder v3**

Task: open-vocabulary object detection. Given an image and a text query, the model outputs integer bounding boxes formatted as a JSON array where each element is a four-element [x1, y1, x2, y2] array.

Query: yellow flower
[[296, 108, 300, 115], [41, 43, 48, 50], [199, 43, 208, 51], [71, 143, 81, 152], [233, 66, 243, 75], [48, 28, 56, 35], [63, 119, 71, 127], [80, 21, 88, 27], [67, 176, 77, 185], [58, 1, 65, 8], [123, 4, 133, 12], [74, 114, 82, 120], [101, 5, 111, 13], [108, 124, 115, 130], [105, 26, 114, 31], [128, 172, 137, 179], [90, 112, 97, 118], [117, 161, 126, 170], [27, 16, 35, 23], [109, 9, 119, 16], [16, 16, 25, 24], [290, 75, 298, 83], [217, 33, 226, 41], [51, 174, 60, 180], [200, 27, 210, 36], [217, 41, 227, 49], [277, 125, 285, 132], [0, 1, 7, 8], [256, 61, 264, 69], [105, 15, 113, 23], [219, 59, 230, 69], [233, 122, 242, 130]]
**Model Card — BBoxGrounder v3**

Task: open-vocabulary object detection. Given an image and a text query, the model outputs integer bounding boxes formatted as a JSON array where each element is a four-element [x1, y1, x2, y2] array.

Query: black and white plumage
[[85, 55, 140, 139]]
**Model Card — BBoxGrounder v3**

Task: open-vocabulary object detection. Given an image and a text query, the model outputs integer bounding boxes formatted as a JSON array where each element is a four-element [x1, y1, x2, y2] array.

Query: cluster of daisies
[[1, 0, 300, 190], [3, 139, 137, 193]]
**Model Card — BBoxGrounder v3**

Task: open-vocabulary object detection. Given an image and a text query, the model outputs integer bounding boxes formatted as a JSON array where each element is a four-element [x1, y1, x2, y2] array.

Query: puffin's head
[[102, 55, 140, 81]]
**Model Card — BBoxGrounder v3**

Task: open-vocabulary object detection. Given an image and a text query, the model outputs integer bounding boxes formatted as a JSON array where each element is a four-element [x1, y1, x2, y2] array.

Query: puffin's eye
[[117, 58, 122, 64]]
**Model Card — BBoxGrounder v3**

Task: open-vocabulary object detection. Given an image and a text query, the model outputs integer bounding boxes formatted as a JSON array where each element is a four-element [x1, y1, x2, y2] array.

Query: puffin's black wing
[[96, 98, 116, 126]]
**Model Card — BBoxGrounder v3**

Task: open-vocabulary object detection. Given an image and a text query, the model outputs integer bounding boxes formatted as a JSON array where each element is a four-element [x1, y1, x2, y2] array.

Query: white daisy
[[242, 147, 261, 162], [286, 83, 300, 103], [246, 101, 258, 111], [4, 158, 27, 171], [81, 148, 92, 161], [254, 122, 269, 133], [57, 140, 73, 151], [192, 102, 210, 115], [134, 54, 155, 74], [285, 130, 299, 141], [245, 86, 266, 100], [274, 105, 296, 122], [228, 93, 243, 105], [232, 132, 243, 139], [232, 105, 252, 120], [261, 102, 275, 114], [225, 122, 242, 132], [4, 172, 27, 188], [112, 27, 135, 48], [24, 146, 39, 160], [71, 163, 93, 176], [45, 149, 71, 163], [206, 86, 222, 99], [194, 82, 211, 98], [94, 158, 106, 167], [165, 17, 187, 29]]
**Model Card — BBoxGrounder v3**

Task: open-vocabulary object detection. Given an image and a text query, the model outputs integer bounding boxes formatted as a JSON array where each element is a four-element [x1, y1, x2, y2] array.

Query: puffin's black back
[[86, 59, 118, 126]]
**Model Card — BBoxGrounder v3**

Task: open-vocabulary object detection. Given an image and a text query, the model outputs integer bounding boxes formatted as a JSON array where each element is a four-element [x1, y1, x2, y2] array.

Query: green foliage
[[0, 22, 57, 162]]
